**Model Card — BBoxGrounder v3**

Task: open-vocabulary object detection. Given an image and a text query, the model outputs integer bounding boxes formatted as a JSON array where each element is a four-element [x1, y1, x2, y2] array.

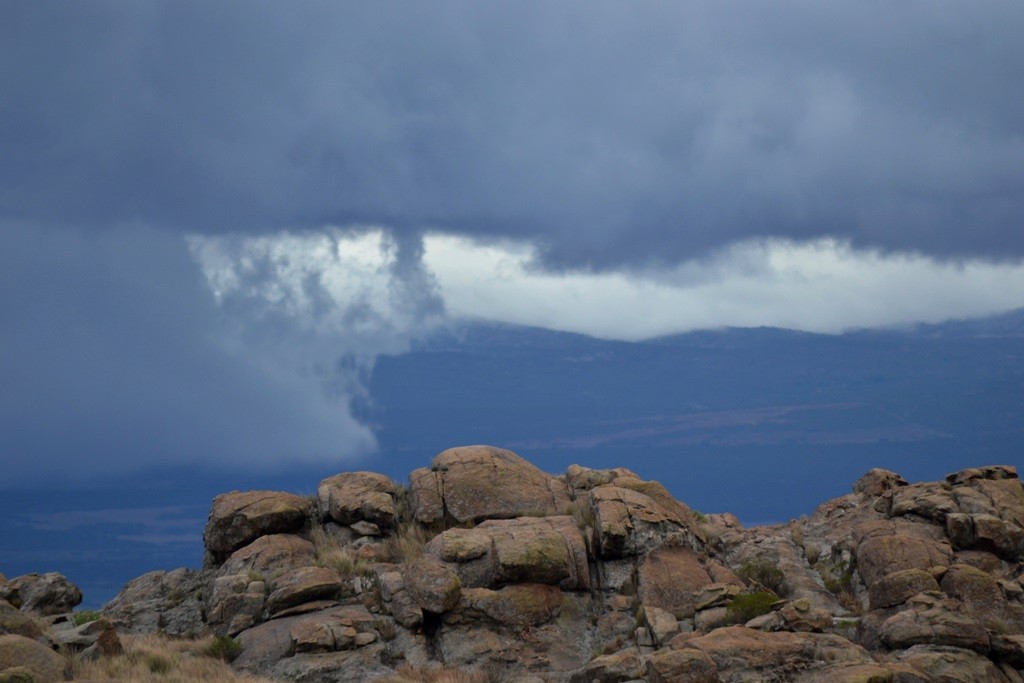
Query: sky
[[2, 1, 1024, 483]]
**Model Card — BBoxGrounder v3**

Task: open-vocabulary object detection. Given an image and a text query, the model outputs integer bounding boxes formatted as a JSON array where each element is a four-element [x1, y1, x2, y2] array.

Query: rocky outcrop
[[82, 448, 1024, 682]]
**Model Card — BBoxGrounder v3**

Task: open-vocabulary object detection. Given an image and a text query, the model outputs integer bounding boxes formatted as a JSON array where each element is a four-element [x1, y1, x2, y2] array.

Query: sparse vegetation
[[71, 609, 102, 626], [816, 557, 859, 613], [566, 499, 596, 531], [692, 509, 707, 523], [311, 526, 371, 578], [69, 634, 273, 682], [736, 558, 786, 595], [203, 635, 242, 662], [725, 591, 778, 624], [803, 542, 821, 566]]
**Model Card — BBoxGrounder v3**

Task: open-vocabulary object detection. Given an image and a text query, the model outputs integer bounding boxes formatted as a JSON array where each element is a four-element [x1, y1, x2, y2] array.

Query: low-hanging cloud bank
[[192, 227, 1024, 343]]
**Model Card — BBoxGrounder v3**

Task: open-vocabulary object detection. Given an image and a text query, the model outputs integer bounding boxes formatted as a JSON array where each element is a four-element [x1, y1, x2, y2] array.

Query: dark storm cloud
[[3, 2, 1022, 267]]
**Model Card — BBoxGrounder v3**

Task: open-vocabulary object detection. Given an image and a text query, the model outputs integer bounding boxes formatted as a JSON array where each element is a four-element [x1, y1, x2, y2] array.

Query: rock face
[[91, 448, 1024, 682]]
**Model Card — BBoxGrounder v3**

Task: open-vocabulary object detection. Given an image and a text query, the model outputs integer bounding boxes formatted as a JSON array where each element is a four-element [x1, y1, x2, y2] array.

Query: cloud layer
[[3, 3, 1023, 266]]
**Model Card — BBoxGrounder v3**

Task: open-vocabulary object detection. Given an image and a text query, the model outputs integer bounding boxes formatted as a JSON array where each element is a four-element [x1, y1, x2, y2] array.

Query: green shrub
[[726, 591, 778, 624], [72, 610, 102, 626], [203, 635, 242, 662], [736, 559, 786, 595]]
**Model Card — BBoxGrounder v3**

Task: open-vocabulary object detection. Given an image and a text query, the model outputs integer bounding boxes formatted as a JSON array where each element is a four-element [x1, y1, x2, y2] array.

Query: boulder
[[404, 559, 461, 614], [569, 651, 642, 683], [0, 573, 82, 616], [218, 533, 316, 577], [645, 647, 719, 683], [868, 569, 940, 610], [204, 490, 309, 563], [102, 567, 210, 637], [0, 634, 67, 683], [879, 594, 990, 652], [638, 545, 712, 618], [946, 465, 1018, 486], [409, 445, 571, 526], [853, 468, 908, 497], [426, 515, 589, 590], [855, 533, 952, 586], [896, 644, 1008, 681], [644, 606, 681, 646], [456, 584, 563, 627], [206, 573, 267, 636], [0, 601, 41, 639], [317, 471, 397, 529], [592, 485, 688, 558]]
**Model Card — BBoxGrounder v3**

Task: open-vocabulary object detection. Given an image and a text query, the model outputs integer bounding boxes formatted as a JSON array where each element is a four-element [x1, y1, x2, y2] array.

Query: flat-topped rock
[[204, 490, 309, 563]]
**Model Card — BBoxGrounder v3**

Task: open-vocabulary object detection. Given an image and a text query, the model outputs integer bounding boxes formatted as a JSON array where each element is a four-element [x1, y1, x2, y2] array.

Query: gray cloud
[[2, 2, 1022, 267], [0, 223, 377, 485]]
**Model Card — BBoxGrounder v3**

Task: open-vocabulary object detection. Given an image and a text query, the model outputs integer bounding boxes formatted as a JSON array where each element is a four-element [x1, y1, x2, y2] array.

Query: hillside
[[4, 445, 1024, 681]]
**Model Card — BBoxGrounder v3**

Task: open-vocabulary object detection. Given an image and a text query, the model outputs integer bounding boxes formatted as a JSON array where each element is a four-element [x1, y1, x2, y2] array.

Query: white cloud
[[422, 234, 1024, 340]]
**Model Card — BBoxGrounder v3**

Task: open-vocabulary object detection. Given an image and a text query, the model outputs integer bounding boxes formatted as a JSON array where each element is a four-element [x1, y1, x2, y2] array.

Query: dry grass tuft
[[311, 526, 371, 577], [379, 522, 433, 565], [69, 634, 274, 682], [376, 662, 490, 683]]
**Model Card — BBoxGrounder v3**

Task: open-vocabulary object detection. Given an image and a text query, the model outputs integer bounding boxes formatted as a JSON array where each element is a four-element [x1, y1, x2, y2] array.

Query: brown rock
[[219, 533, 316, 576], [0, 601, 42, 639], [204, 490, 309, 562], [638, 545, 711, 618], [973, 513, 1024, 561], [317, 471, 397, 529], [684, 626, 870, 679], [101, 567, 210, 637], [946, 465, 1018, 486], [457, 584, 563, 627], [797, 663, 894, 682], [265, 566, 347, 616], [206, 573, 267, 636], [897, 645, 1007, 681], [644, 606, 681, 646], [0, 634, 67, 683], [854, 468, 908, 497], [645, 647, 719, 683], [592, 485, 687, 558], [409, 445, 571, 526], [868, 569, 940, 610], [569, 651, 642, 683], [427, 516, 589, 590], [404, 559, 461, 614], [888, 483, 956, 522], [879, 594, 989, 652], [855, 534, 952, 586]]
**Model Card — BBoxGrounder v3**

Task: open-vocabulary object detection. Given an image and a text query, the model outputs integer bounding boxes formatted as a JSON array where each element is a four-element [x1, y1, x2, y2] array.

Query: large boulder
[[591, 485, 689, 558], [854, 524, 952, 587], [404, 558, 461, 614], [645, 648, 719, 683], [317, 471, 398, 529], [638, 545, 713, 618], [409, 446, 571, 526], [868, 569, 940, 610], [879, 593, 990, 653], [0, 601, 41, 639], [204, 490, 309, 564], [853, 468, 908, 497], [454, 584, 563, 627], [0, 573, 81, 616], [206, 573, 267, 636], [425, 515, 590, 590], [0, 634, 67, 683]]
